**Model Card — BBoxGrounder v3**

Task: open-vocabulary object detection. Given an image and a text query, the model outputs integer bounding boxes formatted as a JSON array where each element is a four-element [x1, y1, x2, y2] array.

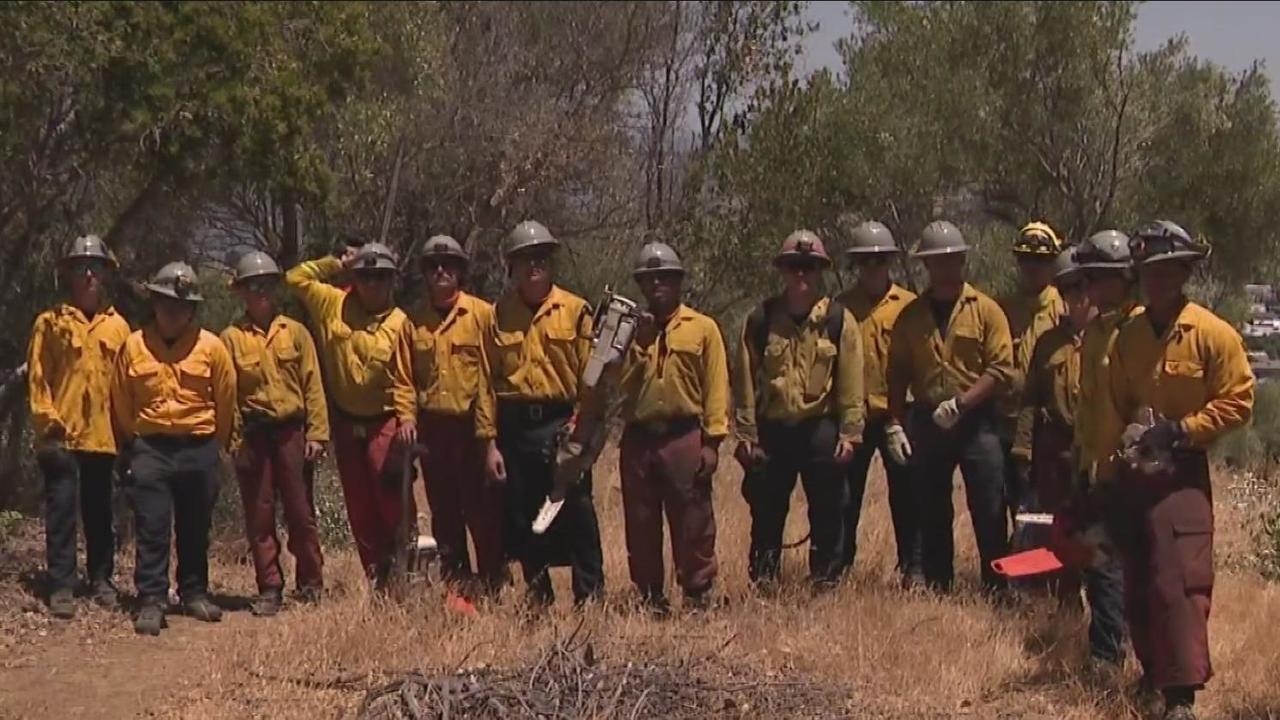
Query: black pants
[[747, 416, 846, 586], [841, 415, 921, 577], [499, 404, 604, 605], [1084, 556, 1127, 663], [908, 405, 1009, 591], [127, 435, 220, 605], [36, 448, 116, 592]]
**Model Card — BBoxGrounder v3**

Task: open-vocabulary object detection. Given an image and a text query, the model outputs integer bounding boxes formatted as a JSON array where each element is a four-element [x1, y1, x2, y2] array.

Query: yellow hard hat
[[1013, 221, 1064, 256]]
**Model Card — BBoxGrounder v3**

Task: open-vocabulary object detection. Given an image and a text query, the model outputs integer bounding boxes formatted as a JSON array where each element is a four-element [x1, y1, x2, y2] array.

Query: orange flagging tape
[[990, 547, 1065, 578]]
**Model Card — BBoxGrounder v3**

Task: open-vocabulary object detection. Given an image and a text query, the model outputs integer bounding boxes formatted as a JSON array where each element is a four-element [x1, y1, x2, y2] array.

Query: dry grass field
[[2, 446, 1280, 719]]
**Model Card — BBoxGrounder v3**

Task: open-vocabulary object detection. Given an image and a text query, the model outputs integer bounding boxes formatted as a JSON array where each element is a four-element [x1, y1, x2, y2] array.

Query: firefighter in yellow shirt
[[406, 236, 504, 597], [999, 222, 1067, 532], [475, 220, 604, 607], [221, 251, 328, 616], [835, 221, 921, 583], [617, 243, 729, 612], [1062, 229, 1138, 671], [285, 242, 416, 586], [1108, 221, 1254, 720], [27, 236, 131, 619], [733, 230, 865, 590], [887, 221, 1014, 593], [112, 262, 237, 635]]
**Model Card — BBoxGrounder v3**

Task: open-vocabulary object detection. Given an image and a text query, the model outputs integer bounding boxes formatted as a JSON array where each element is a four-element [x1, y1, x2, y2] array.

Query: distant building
[[1247, 284, 1276, 304]]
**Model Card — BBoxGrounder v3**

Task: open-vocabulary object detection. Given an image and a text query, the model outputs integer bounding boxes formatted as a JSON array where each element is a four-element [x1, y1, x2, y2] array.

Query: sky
[[801, 1, 1280, 98]]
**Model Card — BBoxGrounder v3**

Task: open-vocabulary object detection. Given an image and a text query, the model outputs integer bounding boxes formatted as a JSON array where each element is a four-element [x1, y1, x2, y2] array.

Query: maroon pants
[[235, 421, 324, 592], [619, 424, 717, 595], [1030, 420, 1080, 599], [1121, 455, 1214, 689], [419, 411, 504, 586], [332, 414, 411, 576]]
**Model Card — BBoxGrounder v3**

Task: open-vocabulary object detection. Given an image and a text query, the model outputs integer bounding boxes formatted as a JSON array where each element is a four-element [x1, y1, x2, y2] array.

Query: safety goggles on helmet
[[778, 257, 823, 274], [1128, 225, 1210, 263]]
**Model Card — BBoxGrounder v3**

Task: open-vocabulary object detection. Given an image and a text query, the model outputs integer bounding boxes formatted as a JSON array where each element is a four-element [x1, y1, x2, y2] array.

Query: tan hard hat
[[351, 242, 398, 272], [911, 221, 969, 258], [846, 221, 900, 255], [1129, 220, 1209, 266], [1052, 247, 1082, 285], [145, 262, 203, 302], [774, 229, 832, 267], [420, 235, 470, 264], [1074, 230, 1131, 270], [633, 242, 685, 276], [61, 234, 118, 269], [233, 251, 281, 283], [504, 220, 561, 258]]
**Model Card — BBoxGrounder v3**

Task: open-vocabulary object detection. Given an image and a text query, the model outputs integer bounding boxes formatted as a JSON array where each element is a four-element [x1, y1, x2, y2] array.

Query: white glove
[[931, 397, 963, 430], [885, 423, 912, 466]]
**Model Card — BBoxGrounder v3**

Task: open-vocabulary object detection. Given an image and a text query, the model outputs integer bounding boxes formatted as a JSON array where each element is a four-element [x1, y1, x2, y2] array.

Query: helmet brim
[[845, 246, 902, 255], [146, 285, 204, 302], [1139, 251, 1204, 266], [911, 245, 970, 258]]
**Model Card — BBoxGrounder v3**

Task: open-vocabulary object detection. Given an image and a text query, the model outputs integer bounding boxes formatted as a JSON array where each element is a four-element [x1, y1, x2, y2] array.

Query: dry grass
[[4, 446, 1280, 719]]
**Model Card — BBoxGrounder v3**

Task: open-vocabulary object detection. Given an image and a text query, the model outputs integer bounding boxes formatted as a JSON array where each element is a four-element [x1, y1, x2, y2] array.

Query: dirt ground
[[3, 448, 1280, 719]]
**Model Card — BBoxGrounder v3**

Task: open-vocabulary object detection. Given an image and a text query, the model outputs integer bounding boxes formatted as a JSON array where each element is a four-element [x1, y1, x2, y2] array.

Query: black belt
[[138, 434, 215, 448], [498, 400, 573, 423], [627, 416, 699, 437], [242, 413, 303, 433]]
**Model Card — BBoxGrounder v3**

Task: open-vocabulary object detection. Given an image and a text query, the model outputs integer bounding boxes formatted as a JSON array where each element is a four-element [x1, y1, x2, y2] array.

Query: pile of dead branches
[[356, 628, 848, 719]]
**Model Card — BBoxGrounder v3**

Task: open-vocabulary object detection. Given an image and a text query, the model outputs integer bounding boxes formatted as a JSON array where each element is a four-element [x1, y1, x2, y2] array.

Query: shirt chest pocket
[[272, 333, 300, 367], [235, 350, 265, 389], [948, 324, 984, 370], [127, 359, 165, 400], [412, 331, 437, 383], [364, 341, 395, 388], [1159, 359, 1206, 405], [662, 332, 701, 381], [97, 334, 125, 368], [542, 319, 579, 358], [804, 338, 838, 400], [450, 340, 483, 395], [762, 335, 790, 377], [177, 357, 213, 402], [493, 329, 525, 374]]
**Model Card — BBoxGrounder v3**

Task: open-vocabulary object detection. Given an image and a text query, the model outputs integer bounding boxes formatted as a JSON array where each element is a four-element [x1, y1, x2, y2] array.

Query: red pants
[[235, 421, 324, 592], [1029, 420, 1080, 599], [332, 414, 411, 576], [1121, 455, 1214, 689], [419, 411, 504, 587], [619, 423, 717, 594]]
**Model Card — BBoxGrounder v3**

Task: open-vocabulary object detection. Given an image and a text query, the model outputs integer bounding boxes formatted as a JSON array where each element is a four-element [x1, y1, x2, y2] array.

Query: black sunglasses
[[779, 259, 822, 274], [240, 277, 279, 294], [66, 259, 110, 275]]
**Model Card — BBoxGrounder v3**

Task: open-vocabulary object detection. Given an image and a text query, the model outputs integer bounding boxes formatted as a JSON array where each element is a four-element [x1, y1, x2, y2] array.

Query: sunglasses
[[851, 255, 891, 267], [779, 260, 822, 274], [421, 258, 464, 273], [353, 270, 394, 284], [240, 277, 279, 295], [66, 259, 110, 275], [513, 248, 555, 266]]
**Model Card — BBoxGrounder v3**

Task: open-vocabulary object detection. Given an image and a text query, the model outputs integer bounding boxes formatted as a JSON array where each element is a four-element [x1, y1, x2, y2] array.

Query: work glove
[[695, 444, 719, 483], [1141, 419, 1185, 454], [931, 397, 963, 430], [733, 441, 766, 471], [885, 423, 912, 466]]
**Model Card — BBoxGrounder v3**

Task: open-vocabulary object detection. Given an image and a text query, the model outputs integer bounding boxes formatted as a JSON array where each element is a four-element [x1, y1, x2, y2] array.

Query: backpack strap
[[823, 298, 846, 394]]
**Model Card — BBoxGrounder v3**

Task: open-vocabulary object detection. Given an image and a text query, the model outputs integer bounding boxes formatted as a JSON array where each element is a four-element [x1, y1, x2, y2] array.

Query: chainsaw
[[531, 286, 640, 534]]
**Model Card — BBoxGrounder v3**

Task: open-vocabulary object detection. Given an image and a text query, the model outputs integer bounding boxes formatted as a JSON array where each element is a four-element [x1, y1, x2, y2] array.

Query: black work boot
[[684, 585, 716, 614], [251, 590, 283, 617], [1163, 687, 1196, 720], [48, 588, 75, 619], [91, 579, 119, 609], [295, 585, 323, 605], [134, 603, 166, 636], [639, 585, 671, 618], [183, 595, 223, 623]]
